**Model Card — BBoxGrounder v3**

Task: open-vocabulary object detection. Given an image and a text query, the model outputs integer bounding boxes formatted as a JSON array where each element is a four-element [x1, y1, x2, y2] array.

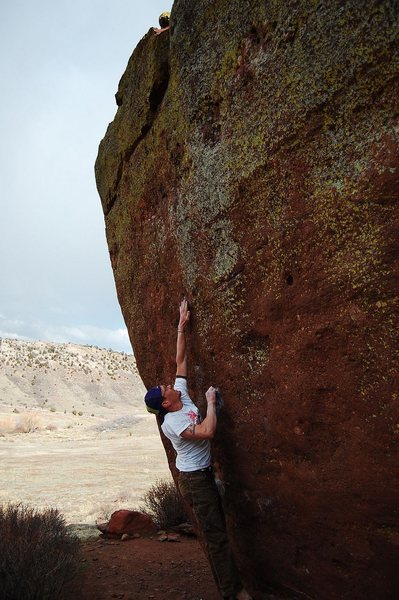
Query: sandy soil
[[0, 419, 169, 524], [65, 535, 293, 600], [66, 536, 220, 600]]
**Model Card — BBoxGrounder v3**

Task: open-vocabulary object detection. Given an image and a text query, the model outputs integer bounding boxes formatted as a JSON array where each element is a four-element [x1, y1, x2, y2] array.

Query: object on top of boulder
[[159, 11, 170, 28]]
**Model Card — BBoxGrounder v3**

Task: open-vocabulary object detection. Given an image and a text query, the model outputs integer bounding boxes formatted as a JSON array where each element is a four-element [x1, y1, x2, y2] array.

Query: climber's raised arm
[[176, 297, 190, 377]]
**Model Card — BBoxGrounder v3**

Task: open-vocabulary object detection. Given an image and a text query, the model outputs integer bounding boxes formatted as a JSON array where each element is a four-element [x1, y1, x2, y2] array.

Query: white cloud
[[41, 324, 131, 352], [0, 316, 131, 354], [0, 330, 30, 341]]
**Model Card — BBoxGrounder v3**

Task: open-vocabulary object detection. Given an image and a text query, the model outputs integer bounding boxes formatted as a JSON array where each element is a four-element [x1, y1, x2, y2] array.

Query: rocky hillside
[[0, 339, 168, 524], [0, 338, 146, 425], [95, 1, 399, 599]]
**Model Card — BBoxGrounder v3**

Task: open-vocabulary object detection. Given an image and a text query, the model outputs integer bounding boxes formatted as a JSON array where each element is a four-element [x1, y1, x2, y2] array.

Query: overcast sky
[[0, 0, 170, 353]]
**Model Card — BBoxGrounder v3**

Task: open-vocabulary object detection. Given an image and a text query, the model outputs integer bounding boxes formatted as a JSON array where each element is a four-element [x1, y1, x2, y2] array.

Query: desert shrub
[[0, 414, 41, 435], [15, 413, 41, 433], [0, 503, 80, 600], [141, 479, 188, 530]]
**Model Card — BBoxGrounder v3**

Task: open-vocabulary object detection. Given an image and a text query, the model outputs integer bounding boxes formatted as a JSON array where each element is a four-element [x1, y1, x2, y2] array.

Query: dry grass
[[0, 503, 81, 600], [141, 479, 188, 530], [0, 413, 42, 435]]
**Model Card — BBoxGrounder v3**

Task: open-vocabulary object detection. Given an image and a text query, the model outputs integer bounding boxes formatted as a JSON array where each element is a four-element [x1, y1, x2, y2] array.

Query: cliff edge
[[95, 1, 399, 598]]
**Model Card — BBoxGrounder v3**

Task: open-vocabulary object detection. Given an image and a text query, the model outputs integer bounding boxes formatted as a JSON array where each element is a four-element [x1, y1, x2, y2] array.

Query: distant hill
[[0, 338, 147, 426], [0, 338, 168, 523]]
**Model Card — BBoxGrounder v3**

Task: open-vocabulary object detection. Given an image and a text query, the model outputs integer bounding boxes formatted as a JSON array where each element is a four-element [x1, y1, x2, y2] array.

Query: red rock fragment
[[106, 510, 157, 537]]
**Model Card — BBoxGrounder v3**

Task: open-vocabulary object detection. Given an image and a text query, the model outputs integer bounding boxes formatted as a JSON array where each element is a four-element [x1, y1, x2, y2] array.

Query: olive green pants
[[178, 470, 241, 598]]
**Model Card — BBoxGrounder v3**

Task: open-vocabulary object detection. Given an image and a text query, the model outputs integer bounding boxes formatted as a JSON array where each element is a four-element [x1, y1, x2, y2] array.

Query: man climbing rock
[[144, 298, 252, 600]]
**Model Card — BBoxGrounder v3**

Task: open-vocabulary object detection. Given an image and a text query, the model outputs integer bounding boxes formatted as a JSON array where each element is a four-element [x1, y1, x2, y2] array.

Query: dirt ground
[[67, 535, 220, 600]]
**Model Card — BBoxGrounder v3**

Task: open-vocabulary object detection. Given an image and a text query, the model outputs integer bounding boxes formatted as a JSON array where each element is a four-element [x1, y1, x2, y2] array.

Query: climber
[[144, 297, 252, 600], [153, 11, 171, 35]]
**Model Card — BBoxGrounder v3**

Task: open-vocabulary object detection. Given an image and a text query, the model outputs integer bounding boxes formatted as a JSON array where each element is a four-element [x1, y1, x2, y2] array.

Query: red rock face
[[96, 1, 399, 598]]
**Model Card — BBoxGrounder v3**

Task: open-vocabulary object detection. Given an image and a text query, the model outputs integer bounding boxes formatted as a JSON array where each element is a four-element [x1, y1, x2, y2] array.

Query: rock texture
[[95, 1, 399, 598]]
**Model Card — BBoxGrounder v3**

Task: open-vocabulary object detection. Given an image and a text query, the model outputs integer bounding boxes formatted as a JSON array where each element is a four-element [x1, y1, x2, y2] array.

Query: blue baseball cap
[[144, 386, 165, 416]]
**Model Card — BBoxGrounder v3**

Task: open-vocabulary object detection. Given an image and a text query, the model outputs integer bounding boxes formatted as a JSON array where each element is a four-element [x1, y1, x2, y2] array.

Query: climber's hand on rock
[[178, 297, 190, 330], [206, 386, 216, 405]]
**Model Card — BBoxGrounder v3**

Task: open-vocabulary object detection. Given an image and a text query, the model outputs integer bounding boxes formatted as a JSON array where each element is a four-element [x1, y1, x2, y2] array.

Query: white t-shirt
[[161, 377, 211, 472]]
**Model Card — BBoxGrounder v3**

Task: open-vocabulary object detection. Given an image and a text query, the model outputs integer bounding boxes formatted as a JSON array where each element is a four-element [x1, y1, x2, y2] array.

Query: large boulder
[[95, 1, 399, 598]]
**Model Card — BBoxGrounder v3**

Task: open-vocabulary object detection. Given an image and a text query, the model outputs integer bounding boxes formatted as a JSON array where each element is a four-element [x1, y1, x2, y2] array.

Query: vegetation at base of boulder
[[0, 503, 81, 600], [141, 479, 188, 530]]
